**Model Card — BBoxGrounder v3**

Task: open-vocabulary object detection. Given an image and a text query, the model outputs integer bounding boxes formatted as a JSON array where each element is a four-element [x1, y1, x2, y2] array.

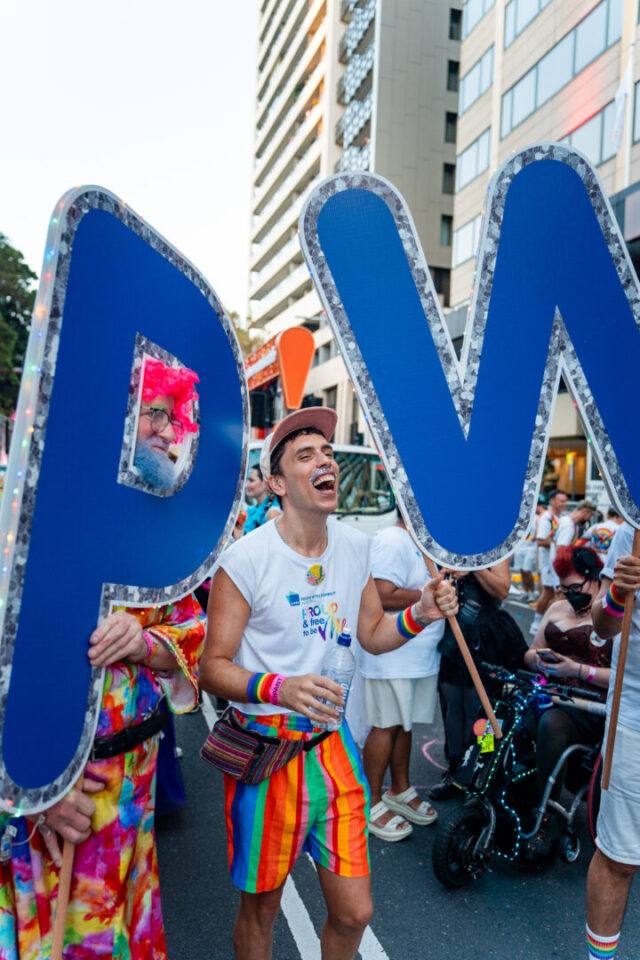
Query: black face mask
[[565, 590, 592, 613]]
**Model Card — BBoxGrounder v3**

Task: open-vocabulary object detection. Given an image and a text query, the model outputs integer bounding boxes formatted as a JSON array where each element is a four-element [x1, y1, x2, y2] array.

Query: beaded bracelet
[[602, 584, 626, 618], [397, 605, 427, 639], [246, 673, 286, 705]]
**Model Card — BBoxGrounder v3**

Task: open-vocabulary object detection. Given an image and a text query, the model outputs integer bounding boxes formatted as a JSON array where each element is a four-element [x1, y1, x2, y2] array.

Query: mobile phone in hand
[[538, 649, 561, 664]]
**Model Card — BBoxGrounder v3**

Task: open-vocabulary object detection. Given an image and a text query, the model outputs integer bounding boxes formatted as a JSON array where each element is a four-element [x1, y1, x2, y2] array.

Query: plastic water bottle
[[316, 628, 356, 731]]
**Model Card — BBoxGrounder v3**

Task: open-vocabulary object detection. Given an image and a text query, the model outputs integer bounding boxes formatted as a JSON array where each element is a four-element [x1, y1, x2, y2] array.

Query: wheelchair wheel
[[558, 829, 580, 864], [587, 752, 602, 845], [432, 804, 487, 889]]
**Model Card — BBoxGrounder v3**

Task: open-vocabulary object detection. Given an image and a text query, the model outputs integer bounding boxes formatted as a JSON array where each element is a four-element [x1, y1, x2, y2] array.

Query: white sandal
[[368, 800, 413, 842], [383, 787, 438, 825]]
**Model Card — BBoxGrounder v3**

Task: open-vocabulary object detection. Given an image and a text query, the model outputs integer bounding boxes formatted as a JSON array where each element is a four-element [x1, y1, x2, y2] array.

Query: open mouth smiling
[[310, 468, 337, 493]]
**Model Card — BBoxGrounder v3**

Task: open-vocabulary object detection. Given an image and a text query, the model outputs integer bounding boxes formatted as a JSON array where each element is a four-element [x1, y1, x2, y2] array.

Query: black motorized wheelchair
[[432, 663, 604, 889]]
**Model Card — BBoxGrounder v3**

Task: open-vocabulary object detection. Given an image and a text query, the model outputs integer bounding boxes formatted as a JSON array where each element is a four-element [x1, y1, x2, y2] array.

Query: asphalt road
[[156, 599, 640, 959]]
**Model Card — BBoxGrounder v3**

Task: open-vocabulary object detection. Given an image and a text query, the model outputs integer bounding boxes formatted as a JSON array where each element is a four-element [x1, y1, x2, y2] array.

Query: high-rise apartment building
[[248, 0, 461, 443], [450, 0, 637, 496], [248, 1, 343, 337]]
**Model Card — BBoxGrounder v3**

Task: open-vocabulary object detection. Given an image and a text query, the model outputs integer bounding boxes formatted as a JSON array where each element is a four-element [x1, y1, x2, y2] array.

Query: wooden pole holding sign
[[51, 839, 75, 960], [601, 527, 640, 790], [424, 557, 502, 739]]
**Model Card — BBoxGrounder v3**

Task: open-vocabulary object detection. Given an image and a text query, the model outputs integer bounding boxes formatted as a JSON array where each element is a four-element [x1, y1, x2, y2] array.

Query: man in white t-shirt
[[361, 513, 444, 841], [532, 489, 568, 634], [555, 499, 596, 549], [586, 522, 640, 960], [199, 408, 458, 960], [582, 507, 623, 562]]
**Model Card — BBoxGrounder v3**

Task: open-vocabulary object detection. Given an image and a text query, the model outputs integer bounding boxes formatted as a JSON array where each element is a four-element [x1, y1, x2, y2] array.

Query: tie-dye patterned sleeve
[[130, 594, 206, 714]]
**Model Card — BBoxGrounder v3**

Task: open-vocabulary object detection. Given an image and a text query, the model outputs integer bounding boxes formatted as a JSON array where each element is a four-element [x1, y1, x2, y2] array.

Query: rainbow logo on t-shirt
[[306, 564, 326, 585]]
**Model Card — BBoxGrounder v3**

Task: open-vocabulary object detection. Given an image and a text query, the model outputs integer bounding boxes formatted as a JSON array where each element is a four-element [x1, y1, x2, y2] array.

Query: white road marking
[[200, 696, 390, 960], [200, 690, 218, 730], [282, 876, 322, 960]]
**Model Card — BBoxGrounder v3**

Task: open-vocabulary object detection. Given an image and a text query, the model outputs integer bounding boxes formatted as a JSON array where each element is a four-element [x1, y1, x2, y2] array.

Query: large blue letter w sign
[[300, 145, 640, 568]]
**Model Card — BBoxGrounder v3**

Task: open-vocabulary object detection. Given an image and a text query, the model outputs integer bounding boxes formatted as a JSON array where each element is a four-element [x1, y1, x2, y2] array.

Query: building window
[[442, 162, 456, 194], [462, 0, 495, 39], [440, 215, 453, 246], [445, 112, 458, 143], [501, 0, 623, 139], [324, 385, 338, 410], [431, 267, 451, 307], [452, 213, 482, 267], [504, 0, 553, 48], [449, 8, 462, 40], [447, 60, 460, 92], [561, 101, 616, 165], [459, 46, 494, 115], [455, 129, 491, 191], [633, 81, 640, 141]]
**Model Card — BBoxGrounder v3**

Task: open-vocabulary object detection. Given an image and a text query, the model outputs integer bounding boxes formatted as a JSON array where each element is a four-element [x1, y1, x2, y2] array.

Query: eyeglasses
[[558, 578, 588, 594], [140, 407, 182, 433]]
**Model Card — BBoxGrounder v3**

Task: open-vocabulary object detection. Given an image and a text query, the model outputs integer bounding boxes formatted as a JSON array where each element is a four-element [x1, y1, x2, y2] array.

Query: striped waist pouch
[[200, 707, 331, 784]]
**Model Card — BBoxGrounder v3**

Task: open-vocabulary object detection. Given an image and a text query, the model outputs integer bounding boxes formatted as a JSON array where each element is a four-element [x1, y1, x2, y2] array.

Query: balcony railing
[[255, 57, 324, 167], [258, 0, 309, 98], [256, 0, 324, 127], [252, 150, 319, 236], [251, 262, 311, 322], [340, 42, 374, 104], [341, 0, 359, 21], [335, 91, 372, 148], [254, 128, 320, 214], [339, 0, 375, 62], [336, 143, 371, 172], [250, 235, 301, 298], [251, 174, 322, 263]]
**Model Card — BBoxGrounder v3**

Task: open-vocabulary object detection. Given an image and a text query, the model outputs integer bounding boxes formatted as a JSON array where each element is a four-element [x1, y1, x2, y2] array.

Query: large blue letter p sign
[[0, 187, 247, 813]]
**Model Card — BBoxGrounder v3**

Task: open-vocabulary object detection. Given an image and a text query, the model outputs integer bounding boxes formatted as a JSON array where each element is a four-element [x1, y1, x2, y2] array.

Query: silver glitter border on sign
[[0, 186, 248, 814], [299, 144, 640, 569], [117, 333, 201, 498]]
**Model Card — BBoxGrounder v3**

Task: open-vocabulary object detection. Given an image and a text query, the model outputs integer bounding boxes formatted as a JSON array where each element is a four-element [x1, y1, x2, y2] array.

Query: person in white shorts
[[513, 500, 545, 601], [587, 521, 640, 959], [361, 512, 444, 841], [532, 489, 568, 634]]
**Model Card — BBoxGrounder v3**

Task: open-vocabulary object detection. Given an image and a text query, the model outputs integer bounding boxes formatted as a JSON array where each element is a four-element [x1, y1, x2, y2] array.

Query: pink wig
[[141, 359, 199, 442]]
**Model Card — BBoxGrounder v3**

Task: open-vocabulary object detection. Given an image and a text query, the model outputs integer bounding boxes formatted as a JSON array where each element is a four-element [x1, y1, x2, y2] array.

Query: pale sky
[[0, 1, 258, 320]]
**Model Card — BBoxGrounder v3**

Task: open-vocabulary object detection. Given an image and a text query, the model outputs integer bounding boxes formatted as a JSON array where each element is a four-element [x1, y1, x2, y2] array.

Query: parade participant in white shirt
[[532, 489, 568, 633], [200, 408, 458, 960], [361, 512, 444, 841]]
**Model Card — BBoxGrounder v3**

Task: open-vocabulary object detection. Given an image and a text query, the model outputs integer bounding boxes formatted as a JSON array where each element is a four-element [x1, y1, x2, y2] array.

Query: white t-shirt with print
[[555, 514, 576, 547], [219, 516, 372, 715], [358, 526, 444, 680], [583, 520, 620, 560], [603, 522, 640, 732]]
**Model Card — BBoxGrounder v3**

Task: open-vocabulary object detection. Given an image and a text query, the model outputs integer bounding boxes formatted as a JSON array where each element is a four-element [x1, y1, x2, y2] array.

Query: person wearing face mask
[[524, 545, 611, 852]]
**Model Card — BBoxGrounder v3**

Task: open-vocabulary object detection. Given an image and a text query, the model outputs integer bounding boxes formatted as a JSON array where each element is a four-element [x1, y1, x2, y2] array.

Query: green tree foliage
[[229, 312, 265, 359], [0, 233, 37, 416]]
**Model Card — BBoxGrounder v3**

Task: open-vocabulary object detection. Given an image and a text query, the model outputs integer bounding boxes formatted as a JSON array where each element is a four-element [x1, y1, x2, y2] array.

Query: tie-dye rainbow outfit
[[0, 595, 205, 960]]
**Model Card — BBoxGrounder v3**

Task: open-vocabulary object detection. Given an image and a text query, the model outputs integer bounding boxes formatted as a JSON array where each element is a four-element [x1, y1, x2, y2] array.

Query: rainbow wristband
[[246, 673, 286, 705], [397, 605, 425, 639], [603, 585, 625, 618]]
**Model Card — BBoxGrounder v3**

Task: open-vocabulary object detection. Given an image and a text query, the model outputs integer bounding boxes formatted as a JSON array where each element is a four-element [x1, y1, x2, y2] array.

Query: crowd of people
[[1, 397, 638, 960]]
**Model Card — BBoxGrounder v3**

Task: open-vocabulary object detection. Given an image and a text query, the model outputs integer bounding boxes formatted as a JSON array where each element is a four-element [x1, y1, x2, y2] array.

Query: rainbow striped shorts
[[224, 712, 371, 892]]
